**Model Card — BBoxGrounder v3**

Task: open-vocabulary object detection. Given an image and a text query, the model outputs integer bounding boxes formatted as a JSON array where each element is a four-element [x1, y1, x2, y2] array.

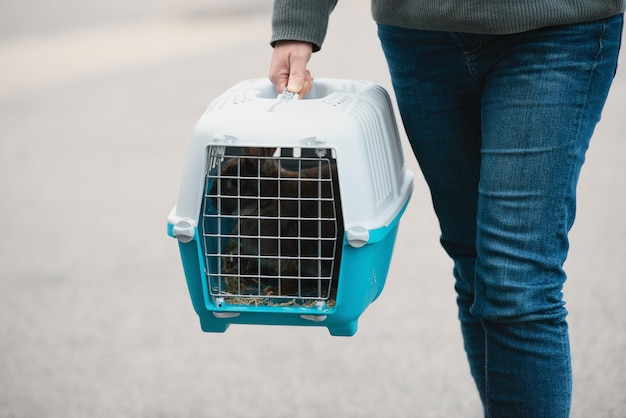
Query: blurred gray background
[[1, 1, 624, 417]]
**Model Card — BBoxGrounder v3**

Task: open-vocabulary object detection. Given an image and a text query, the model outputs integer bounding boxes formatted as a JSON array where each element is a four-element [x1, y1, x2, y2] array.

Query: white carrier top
[[170, 78, 414, 242]]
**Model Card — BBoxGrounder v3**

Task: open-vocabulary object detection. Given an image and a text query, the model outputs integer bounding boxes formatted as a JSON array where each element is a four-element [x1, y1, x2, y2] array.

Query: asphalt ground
[[1, 1, 624, 417]]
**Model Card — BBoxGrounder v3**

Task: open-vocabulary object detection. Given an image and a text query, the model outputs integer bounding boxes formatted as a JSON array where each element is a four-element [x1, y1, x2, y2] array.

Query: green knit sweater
[[272, 0, 624, 51]]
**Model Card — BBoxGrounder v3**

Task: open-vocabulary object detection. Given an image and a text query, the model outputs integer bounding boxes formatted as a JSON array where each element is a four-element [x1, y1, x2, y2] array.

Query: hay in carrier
[[213, 274, 337, 308]]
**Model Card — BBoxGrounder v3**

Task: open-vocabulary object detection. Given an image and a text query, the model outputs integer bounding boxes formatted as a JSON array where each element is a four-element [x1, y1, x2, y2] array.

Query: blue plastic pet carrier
[[168, 78, 413, 336]]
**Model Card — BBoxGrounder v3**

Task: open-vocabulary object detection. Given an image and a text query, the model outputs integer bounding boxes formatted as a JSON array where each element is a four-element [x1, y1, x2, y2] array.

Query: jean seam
[[483, 326, 491, 418], [449, 32, 484, 84]]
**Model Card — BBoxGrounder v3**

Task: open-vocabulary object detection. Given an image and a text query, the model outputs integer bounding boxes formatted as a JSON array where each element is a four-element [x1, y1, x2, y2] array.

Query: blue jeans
[[378, 15, 623, 417]]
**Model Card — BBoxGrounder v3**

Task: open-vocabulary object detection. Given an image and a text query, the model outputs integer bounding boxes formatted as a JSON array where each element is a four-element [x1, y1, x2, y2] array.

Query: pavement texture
[[0, 1, 624, 417]]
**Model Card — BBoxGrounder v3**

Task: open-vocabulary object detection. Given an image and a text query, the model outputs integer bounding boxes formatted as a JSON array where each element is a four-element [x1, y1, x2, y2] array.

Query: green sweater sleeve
[[271, 0, 338, 52]]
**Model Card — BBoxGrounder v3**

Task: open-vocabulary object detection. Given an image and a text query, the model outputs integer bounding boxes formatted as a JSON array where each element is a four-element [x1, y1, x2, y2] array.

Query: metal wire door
[[202, 146, 344, 307]]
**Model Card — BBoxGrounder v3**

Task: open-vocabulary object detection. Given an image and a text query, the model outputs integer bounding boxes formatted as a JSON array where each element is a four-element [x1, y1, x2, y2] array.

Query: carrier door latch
[[300, 301, 329, 322], [346, 226, 370, 248], [172, 219, 195, 243]]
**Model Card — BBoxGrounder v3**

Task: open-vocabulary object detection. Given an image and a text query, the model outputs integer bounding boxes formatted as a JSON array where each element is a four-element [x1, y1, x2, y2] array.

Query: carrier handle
[[267, 88, 299, 112]]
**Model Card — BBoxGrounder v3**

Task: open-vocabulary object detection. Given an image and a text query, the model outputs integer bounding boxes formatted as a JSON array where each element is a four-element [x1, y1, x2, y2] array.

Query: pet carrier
[[167, 78, 413, 336]]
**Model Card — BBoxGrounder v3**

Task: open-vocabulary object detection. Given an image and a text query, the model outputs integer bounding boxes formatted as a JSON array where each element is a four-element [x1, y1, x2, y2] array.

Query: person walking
[[268, 1, 624, 417]]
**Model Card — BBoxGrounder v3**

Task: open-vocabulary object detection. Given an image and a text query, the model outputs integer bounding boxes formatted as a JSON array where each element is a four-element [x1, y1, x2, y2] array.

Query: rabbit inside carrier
[[205, 146, 343, 302]]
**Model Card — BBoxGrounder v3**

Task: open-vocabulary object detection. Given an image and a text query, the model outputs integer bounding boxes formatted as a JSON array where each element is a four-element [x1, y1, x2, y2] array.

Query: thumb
[[286, 70, 306, 93], [284, 42, 313, 93], [286, 54, 311, 94]]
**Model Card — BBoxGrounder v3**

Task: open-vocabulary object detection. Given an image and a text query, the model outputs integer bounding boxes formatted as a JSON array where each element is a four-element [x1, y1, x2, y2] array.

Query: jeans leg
[[473, 15, 623, 417], [377, 24, 488, 403], [378, 13, 623, 417]]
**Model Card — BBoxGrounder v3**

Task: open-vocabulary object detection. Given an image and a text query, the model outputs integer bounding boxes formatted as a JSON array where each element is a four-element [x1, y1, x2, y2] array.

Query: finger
[[269, 65, 289, 94], [269, 52, 290, 93]]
